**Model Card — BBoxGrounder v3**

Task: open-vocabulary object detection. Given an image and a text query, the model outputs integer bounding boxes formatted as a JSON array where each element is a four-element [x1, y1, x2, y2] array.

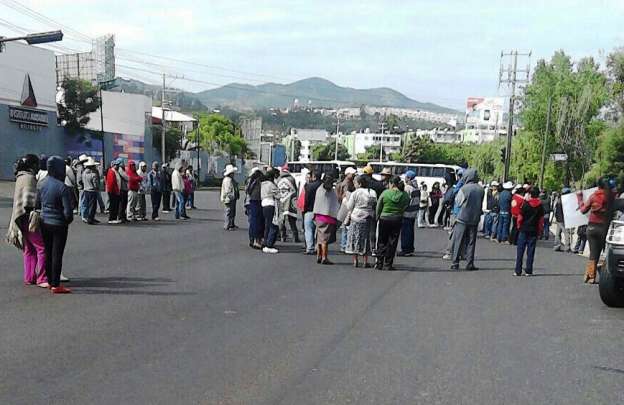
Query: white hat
[[84, 157, 99, 167], [249, 167, 261, 176], [224, 164, 238, 176], [78, 154, 89, 163], [503, 181, 514, 190], [344, 167, 357, 175], [491, 181, 499, 187]]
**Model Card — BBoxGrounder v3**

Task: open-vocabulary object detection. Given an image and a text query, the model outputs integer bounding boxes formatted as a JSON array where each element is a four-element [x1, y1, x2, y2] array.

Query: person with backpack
[[514, 187, 544, 276]]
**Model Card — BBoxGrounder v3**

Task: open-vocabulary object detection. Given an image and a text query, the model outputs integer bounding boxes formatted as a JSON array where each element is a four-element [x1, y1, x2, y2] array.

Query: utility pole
[[334, 114, 340, 161], [539, 95, 553, 189], [379, 122, 387, 163], [499, 50, 531, 181], [161, 73, 166, 164]]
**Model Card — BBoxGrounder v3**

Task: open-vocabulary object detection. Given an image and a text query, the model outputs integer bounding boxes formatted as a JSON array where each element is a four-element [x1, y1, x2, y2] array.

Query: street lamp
[[0, 30, 63, 52]]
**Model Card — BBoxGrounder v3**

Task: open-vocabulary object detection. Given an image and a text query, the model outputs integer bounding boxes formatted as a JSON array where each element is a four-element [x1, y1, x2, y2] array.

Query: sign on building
[[466, 97, 505, 128]]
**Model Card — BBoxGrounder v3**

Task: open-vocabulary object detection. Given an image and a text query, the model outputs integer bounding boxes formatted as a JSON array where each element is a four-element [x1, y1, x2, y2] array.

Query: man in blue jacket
[[450, 168, 484, 271], [496, 181, 513, 242], [37, 156, 74, 293]]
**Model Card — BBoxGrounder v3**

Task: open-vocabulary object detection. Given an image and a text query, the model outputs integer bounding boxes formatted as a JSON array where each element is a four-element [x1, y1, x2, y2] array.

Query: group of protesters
[[6, 153, 198, 294], [227, 163, 619, 281]]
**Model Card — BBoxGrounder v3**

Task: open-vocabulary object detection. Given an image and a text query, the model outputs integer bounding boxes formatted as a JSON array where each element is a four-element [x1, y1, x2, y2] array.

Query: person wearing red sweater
[[125, 160, 142, 221], [514, 187, 544, 276], [578, 177, 614, 283], [509, 186, 526, 245], [105, 159, 122, 224]]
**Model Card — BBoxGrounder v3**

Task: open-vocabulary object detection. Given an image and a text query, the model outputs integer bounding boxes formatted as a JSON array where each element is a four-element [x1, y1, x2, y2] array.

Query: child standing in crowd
[[572, 225, 588, 255], [7, 154, 49, 288], [514, 188, 544, 276]]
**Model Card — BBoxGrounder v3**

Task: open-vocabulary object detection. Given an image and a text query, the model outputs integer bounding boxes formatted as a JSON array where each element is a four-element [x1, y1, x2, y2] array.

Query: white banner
[[561, 187, 597, 229]]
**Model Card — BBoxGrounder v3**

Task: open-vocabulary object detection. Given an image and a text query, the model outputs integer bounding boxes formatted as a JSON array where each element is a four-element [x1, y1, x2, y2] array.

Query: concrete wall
[[0, 105, 66, 179]]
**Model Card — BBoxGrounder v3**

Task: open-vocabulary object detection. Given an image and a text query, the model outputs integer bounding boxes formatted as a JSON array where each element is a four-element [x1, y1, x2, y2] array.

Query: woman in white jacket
[[260, 168, 280, 253]]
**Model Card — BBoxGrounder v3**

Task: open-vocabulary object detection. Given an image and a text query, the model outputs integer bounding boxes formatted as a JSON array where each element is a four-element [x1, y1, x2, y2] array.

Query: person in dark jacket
[[148, 162, 163, 220], [303, 171, 322, 254], [37, 156, 74, 294], [514, 187, 544, 276], [161, 163, 172, 213], [496, 182, 513, 242], [539, 190, 552, 240], [245, 168, 265, 249], [450, 168, 484, 271]]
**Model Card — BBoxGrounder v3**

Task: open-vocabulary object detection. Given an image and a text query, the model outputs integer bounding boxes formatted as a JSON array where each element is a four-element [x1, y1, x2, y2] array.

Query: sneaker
[[262, 247, 278, 254], [162, 210, 170, 213], [524, 273, 534, 277], [442, 253, 451, 260], [512, 272, 520, 276], [154, 217, 160, 221], [37, 282, 50, 288], [51, 286, 71, 294], [450, 263, 459, 270], [59, 274, 70, 282]]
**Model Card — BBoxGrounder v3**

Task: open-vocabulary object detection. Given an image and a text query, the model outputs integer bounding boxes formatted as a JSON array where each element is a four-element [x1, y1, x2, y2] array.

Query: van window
[[432, 167, 445, 177], [419, 167, 432, 177]]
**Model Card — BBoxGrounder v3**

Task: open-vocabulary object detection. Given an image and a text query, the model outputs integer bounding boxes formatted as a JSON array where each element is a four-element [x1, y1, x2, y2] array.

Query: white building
[[415, 129, 464, 144], [290, 128, 328, 143], [343, 132, 402, 157]]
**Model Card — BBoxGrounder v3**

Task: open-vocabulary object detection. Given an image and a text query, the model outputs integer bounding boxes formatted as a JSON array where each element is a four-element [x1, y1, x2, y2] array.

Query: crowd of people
[[7, 152, 620, 294], [229, 164, 620, 280], [6, 153, 200, 294]]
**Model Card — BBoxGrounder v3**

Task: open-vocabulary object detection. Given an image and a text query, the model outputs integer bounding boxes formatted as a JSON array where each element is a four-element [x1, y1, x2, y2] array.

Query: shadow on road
[[67, 276, 196, 296]]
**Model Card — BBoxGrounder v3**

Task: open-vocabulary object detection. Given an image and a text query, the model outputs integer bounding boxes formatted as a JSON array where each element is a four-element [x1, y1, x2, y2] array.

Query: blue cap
[[405, 170, 416, 179]]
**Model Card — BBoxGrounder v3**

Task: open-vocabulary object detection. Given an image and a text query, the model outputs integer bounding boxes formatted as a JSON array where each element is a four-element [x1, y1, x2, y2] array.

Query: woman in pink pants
[[6, 154, 49, 288]]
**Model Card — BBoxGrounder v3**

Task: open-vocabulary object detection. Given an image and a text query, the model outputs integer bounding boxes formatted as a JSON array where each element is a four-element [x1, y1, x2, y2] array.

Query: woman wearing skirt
[[345, 175, 378, 268]]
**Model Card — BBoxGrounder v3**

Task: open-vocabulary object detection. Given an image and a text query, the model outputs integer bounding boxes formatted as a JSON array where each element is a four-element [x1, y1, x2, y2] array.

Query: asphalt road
[[1, 191, 623, 405]]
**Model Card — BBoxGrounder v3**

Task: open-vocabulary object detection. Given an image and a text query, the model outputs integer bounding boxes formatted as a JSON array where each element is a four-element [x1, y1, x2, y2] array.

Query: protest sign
[[561, 187, 597, 229]]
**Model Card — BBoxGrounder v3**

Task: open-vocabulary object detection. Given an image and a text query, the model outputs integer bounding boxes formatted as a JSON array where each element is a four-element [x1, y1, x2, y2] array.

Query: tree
[[197, 113, 249, 157], [586, 124, 624, 186], [607, 47, 624, 119], [358, 144, 387, 161], [57, 78, 100, 132], [311, 143, 350, 161], [151, 125, 182, 162]]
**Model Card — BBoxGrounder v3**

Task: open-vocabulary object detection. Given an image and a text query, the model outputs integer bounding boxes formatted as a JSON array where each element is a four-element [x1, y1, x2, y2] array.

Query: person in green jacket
[[375, 176, 410, 270]]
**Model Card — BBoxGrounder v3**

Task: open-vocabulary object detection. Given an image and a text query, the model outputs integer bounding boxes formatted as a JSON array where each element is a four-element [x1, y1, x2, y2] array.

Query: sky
[[2, 0, 623, 110]]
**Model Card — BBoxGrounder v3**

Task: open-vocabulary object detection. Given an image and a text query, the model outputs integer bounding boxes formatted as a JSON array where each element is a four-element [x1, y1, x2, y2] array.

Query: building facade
[[342, 132, 402, 157]]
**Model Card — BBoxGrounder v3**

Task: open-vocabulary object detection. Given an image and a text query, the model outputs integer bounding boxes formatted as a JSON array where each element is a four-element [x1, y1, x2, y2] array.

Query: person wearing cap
[[106, 159, 122, 224], [496, 181, 514, 243], [125, 160, 142, 221], [136, 161, 149, 221], [277, 165, 300, 242], [398, 170, 419, 257], [220, 164, 240, 231], [148, 162, 163, 221], [553, 188, 573, 252], [82, 157, 101, 225], [75, 154, 88, 218], [483, 181, 499, 239], [245, 167, 265, 249], [450, 168, 484, 271]]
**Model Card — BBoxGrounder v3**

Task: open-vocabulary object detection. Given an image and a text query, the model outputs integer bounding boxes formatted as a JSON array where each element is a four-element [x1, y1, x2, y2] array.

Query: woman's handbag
[[28, 210, 41, 233]]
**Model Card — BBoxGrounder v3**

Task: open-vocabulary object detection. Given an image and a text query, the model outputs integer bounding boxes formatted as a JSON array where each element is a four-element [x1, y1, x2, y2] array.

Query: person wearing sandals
[[7, 154, 49, 288], [313, 173, 340, 265], [37, 156, 74, 294], [345, 175, 377, 268]]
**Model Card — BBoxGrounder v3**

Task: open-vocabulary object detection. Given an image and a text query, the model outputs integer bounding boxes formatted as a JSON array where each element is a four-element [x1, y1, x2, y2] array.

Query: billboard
[[466, 97, 505, 128], [112, 133, 144, 161]]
